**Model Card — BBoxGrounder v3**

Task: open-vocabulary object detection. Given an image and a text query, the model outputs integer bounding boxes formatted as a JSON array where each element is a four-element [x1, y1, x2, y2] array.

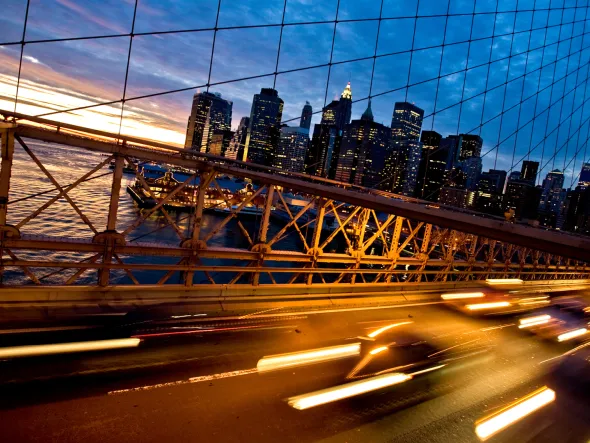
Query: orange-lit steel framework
[[1, 110, 590, 290]]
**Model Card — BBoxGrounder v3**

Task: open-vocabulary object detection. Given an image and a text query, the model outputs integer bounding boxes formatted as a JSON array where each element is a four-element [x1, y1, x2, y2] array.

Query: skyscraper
[[228, 116, 250, 162], [538, 169, 565, 228], [386, 102, 424, 196], [579, 163, 590, 188], [305, 83, 352, 178], [458, 134, 483, 160], [274, 126, 310, 173], [245, 88, 284, 166], [475, 169, 506, 215], [300, 101, 313, 130], [521, 160, 539, 184], [334, 101, 390, 188], [415, 130, 443, 200], [184, 91, 232, 152]]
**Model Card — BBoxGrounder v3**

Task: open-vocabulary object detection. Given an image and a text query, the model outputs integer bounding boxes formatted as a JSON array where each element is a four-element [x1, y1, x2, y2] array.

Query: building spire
[[341, 82, 352, 100], [361, 99, 374, 122]]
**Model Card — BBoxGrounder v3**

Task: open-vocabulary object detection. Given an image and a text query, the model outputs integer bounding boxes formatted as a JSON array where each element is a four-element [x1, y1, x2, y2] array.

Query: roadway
[[0, 301, 588, 443]]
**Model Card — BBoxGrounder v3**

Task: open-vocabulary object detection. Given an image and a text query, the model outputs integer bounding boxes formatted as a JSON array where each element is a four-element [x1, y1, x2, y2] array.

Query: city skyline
[[2, 0, 590, 187]]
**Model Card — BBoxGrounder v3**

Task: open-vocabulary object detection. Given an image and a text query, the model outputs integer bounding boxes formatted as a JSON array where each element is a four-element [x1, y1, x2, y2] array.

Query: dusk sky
[[2, 0, 590, 186]]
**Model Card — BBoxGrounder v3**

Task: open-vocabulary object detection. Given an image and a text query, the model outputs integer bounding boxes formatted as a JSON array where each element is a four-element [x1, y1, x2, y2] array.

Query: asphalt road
[[0, 302, 588, 443]]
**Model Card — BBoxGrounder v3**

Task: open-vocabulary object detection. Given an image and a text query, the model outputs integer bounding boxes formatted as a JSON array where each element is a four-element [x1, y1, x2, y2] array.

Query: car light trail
[[441, 292, 485, 300], [367, 321, 413, 338], [0, 338, 141, 359], [256, 343, 361, 372], [466, 302, 511, 311], [287, 373, 412, 410], [557, 328, 588, 342], [518, 315, 551, 328], [369, 346, 388, 355], [475, 387, 555, 441], [485, 278, 524, 285]]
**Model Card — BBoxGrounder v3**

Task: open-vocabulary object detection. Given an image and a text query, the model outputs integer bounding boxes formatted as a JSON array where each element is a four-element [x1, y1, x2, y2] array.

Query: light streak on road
[[475, 387, 555, 441], [466, 302, 511, 311], [0, 338, 141, 359], [441, 292, 485, 300], [108, 368, 258, 395], [239, 307, 282, 319], [287, 373, 412, 410], [518, 315, 551, 329], [369, 346, 388, 355], [257, 343, 361, 372], [557, 328, 588, 342], [485, 278, 523, 285], [367, 321, 413, 338]]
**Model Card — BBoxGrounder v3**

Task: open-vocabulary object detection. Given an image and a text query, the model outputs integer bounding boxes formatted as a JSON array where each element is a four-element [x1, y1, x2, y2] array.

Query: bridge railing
[[0, 116, 589, 289]]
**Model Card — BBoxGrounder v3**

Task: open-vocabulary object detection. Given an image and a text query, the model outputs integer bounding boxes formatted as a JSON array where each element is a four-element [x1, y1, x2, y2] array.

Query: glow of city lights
[[441, 292, 485, 300], [0, 338, 141, 359], [485, 278, 524, 285], [518, 315, 551, 329], [466, 302, 511, 311], [369, 346, 388, 355], [475, 387, 556, 441], [557, 328, 588, 342], [367, 321, 413, 338], [256, 343, 361, 372], [287, 373, 412, 410]]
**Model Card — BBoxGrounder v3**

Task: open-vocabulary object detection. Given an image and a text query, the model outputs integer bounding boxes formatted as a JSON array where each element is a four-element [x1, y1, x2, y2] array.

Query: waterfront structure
[[274, 126, 309, 173], [245, 88, 284, 166], [185, 91, 232, 152]]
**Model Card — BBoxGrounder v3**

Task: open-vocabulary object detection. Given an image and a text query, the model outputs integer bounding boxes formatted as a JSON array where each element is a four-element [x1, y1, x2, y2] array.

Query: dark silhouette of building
[[415, 130, 444, 200], [185, 91, 232, 152], [504, 179, 541, 220], [475, 169, 506, 215], [245, 88, 284, 166], [274, 126, 309, 173], [300, 101, 313, 130], [334, 101, 390, 188], [579, 162, 590, 188], [305, 83, 352, 178], [521, 161, 539, 184], [564, 185, 590, 234], [538, 169, 565, 228]]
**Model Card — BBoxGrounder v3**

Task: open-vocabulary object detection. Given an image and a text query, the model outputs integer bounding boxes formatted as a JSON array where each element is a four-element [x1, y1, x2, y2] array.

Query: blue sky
[[1, 0, 590, 187]]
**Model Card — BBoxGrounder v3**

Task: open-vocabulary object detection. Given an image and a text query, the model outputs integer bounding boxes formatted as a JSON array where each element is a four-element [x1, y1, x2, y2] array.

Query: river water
[[6, 139, 333, 285]]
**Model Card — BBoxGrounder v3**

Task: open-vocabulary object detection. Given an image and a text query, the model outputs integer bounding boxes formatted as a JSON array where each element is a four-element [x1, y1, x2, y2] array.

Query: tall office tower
[[334, 101, 390, 189], [475, 169, 507, 215], [504, 179, 541, 220], [228, 117, 250, 162], [274, 126, 310, 173], [245, 88, 284, 166], [208, 130, 235, 157], [305, 82, 352, 177], [578, 163, 590, 188], [184, 91, 232, 152], [300, 101, 313, 130], [386, 102, 424, 196], [458, 134, 483, 159], [521, 160, 539, 184], [391, 102, 424, 141], [538, 169, 566, 228], [415, 130, 443, 199]]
